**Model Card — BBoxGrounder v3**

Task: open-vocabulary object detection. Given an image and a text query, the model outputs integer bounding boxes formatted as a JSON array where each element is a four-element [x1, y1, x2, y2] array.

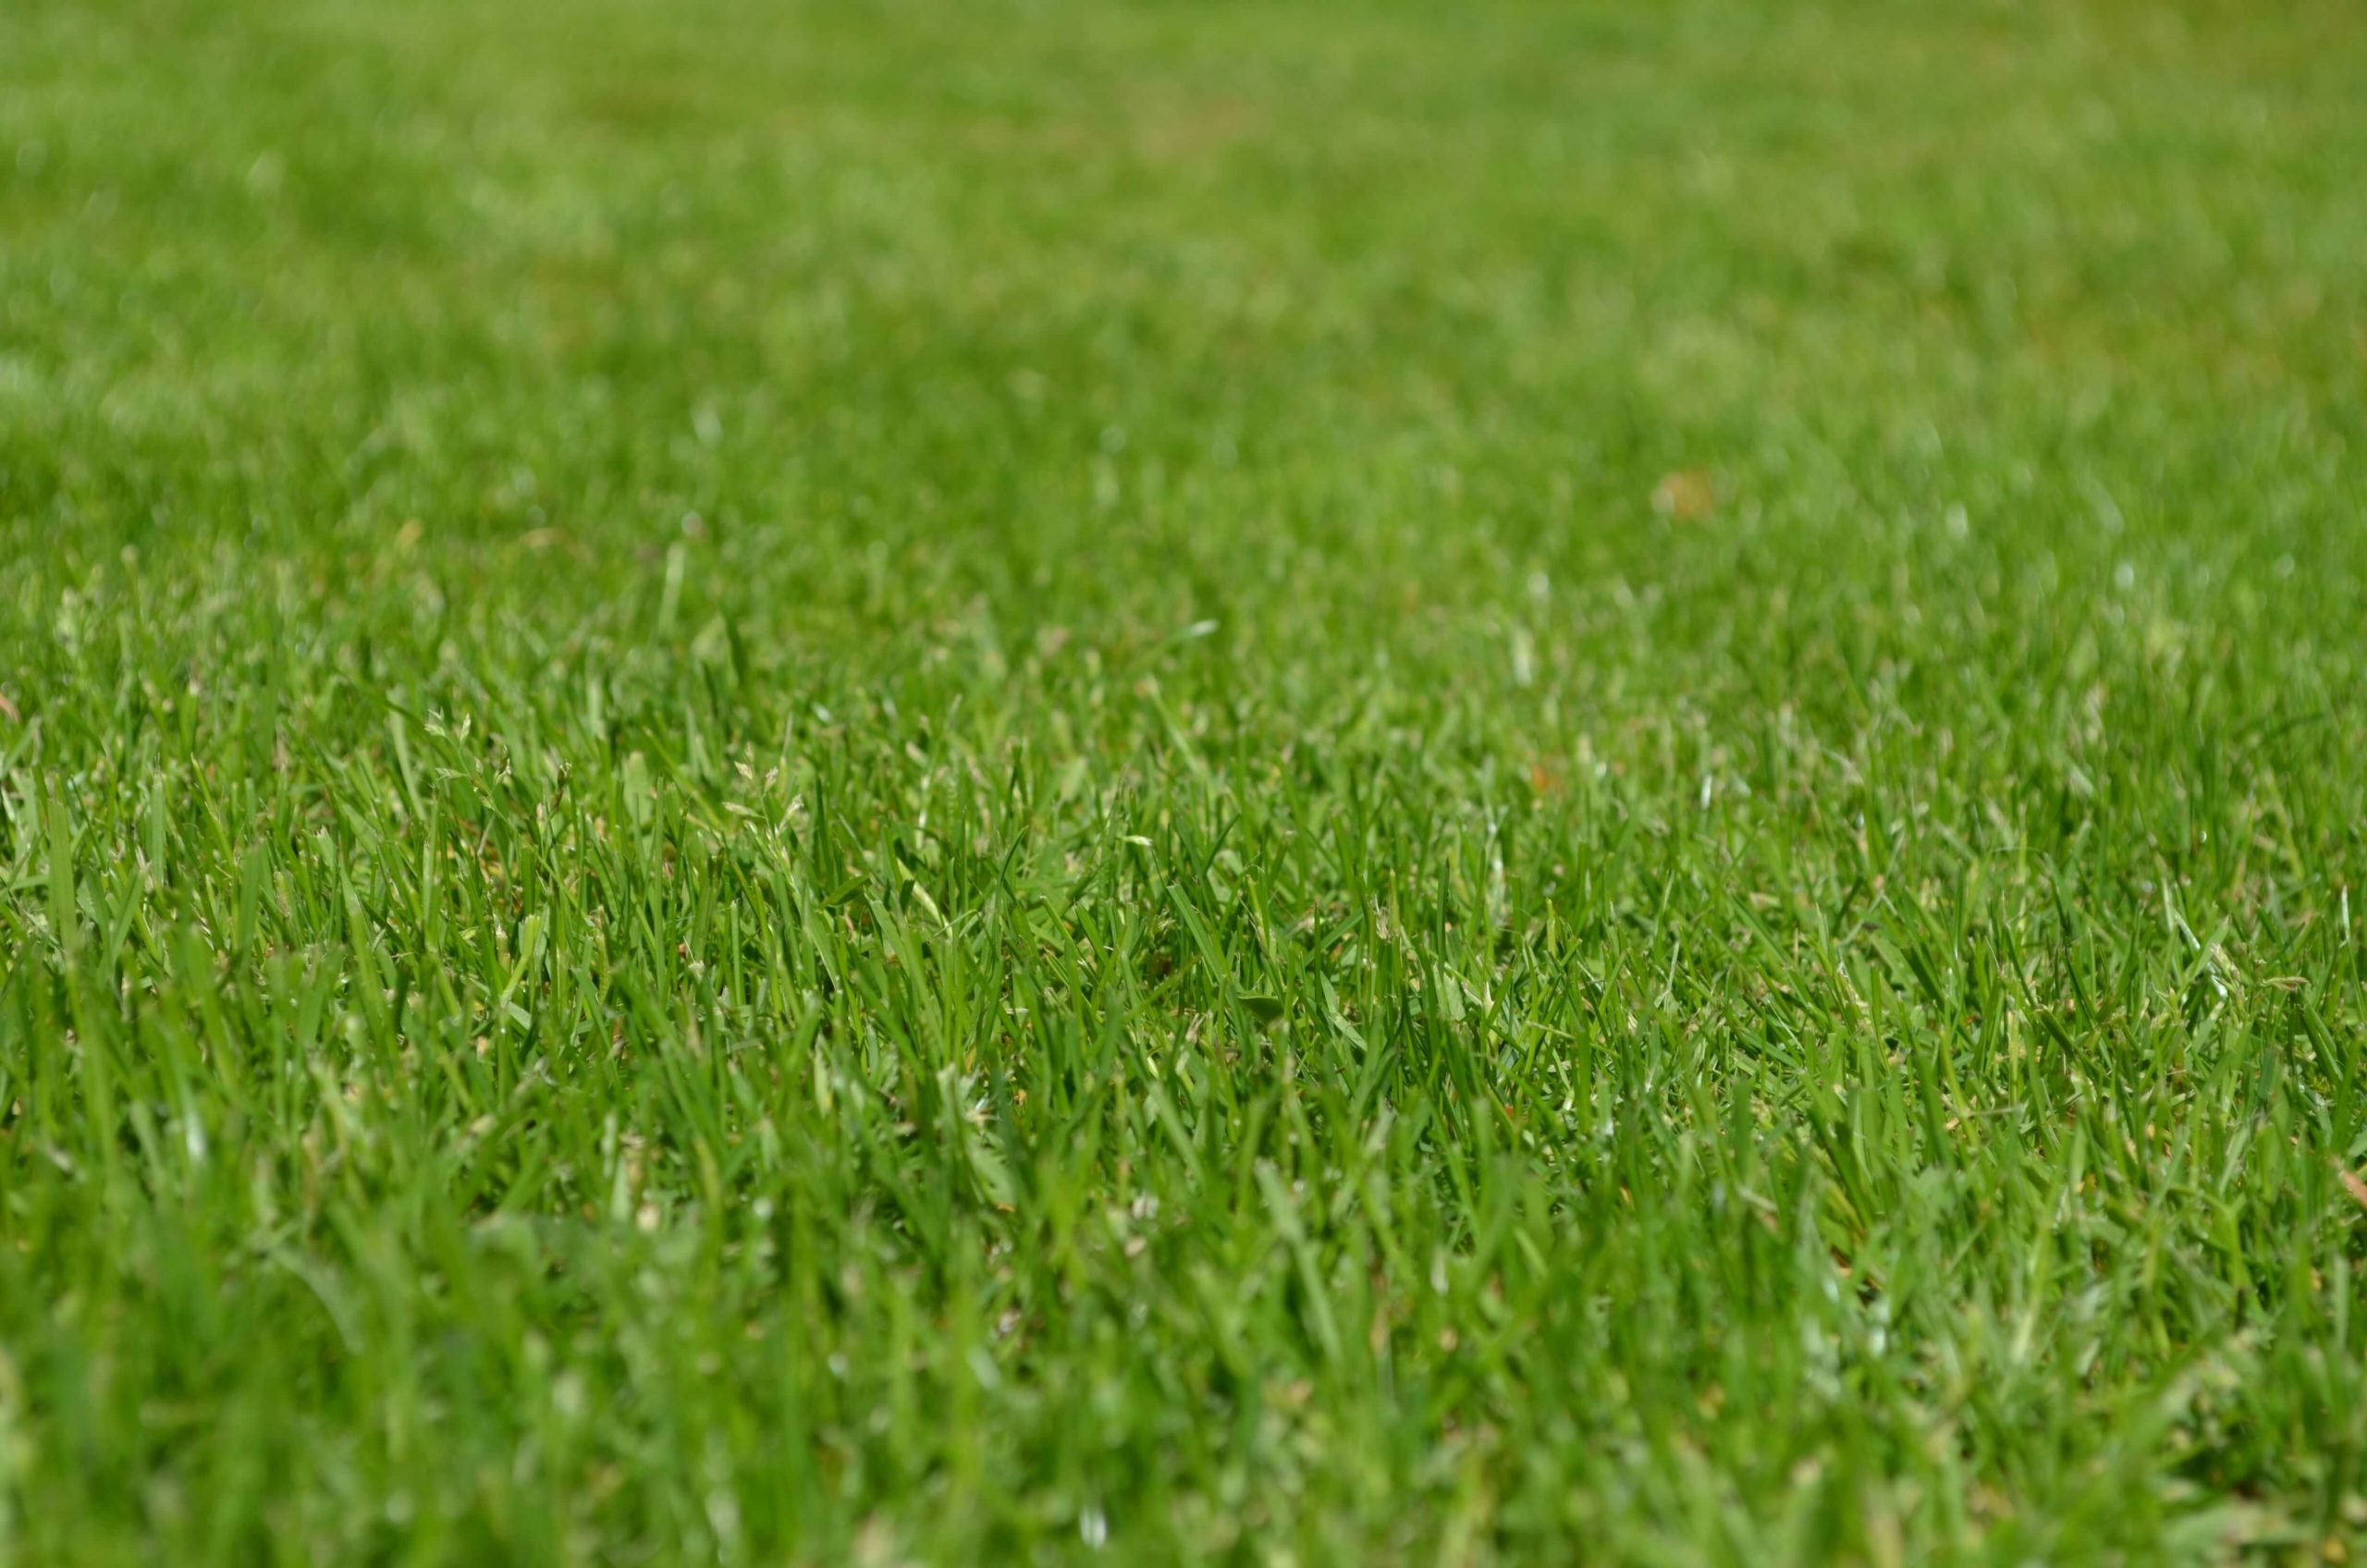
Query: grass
[[4, 0, 2367, 1560]]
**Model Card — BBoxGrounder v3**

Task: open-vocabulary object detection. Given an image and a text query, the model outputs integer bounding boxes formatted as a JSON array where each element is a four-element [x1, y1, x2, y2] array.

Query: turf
[[5, 0, 2367, 1561]]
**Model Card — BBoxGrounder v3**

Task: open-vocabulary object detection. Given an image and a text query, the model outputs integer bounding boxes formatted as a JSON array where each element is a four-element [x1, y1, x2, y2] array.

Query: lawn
[[4, 0, 2366, 1560]]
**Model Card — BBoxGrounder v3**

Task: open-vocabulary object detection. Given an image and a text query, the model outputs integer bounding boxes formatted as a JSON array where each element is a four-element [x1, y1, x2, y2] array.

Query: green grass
[[5, 0, 2367, 1560]]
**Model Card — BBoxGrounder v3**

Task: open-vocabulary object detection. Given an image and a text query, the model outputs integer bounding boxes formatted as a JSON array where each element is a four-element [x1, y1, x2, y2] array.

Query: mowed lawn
[[5, 0, 2366, 1560]]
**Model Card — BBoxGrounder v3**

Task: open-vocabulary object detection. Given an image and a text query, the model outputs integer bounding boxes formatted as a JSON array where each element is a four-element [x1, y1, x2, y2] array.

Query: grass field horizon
[[5, 0, 2367, 1561]]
